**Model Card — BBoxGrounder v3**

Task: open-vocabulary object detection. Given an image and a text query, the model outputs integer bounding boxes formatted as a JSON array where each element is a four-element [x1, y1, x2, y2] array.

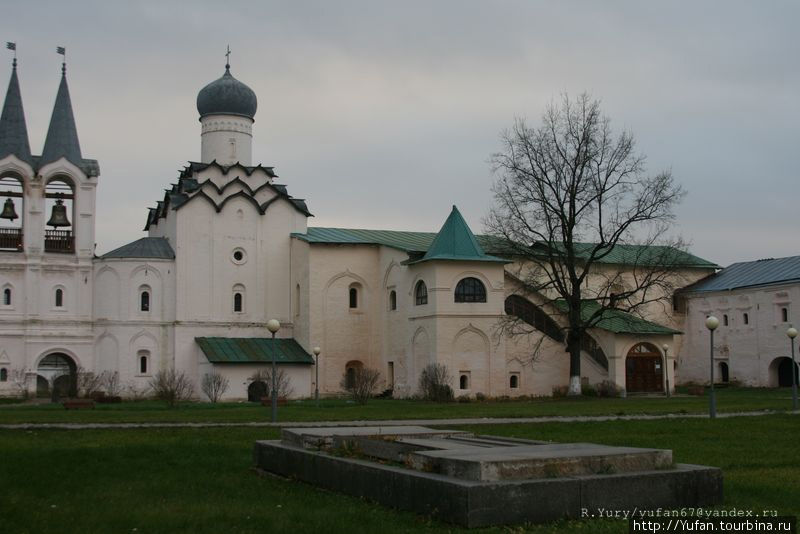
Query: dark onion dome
[[196, 65, 257, 120]]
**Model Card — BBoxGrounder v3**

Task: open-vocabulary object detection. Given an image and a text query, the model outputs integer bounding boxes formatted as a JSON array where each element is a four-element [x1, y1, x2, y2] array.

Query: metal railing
[[0, 227, 23, 251], [44, 229, 74, 253]]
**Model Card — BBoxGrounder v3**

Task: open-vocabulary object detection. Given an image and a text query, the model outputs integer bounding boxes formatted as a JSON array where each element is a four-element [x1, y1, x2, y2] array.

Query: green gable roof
[[196, 337, 314, 364], [534, 242, 718, 269], [409, 205, 507, 265], [555, 300, 681, 335]]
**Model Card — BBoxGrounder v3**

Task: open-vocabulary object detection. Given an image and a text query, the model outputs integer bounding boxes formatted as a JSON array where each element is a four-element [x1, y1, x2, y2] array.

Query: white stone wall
[[200, 114, 253, 166], [678, 283, 800, 387]]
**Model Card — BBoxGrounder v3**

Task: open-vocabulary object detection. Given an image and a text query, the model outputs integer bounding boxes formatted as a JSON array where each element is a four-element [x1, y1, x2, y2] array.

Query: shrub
[[340, 367, 381, 405], [456, 395, 471, 403], [102, 371, 122, 397], [201, 372, 230, 403], [595, 380, 624, 398], [250, 368, 294, 399], [125, 382, 151, 401], [149, 369, 195, 408], [474, 392, 487, 402], [418, 363, 454, 402], [551, 385, 568, 398]]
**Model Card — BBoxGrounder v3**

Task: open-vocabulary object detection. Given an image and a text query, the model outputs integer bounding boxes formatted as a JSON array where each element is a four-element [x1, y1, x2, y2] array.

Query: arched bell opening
[[0, 174, 24, 252], [44, 177, 75, 253]]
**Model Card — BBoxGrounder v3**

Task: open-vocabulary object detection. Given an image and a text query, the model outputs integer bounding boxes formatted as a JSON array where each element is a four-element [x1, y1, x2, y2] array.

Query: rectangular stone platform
[[254, 426, 722, 528]]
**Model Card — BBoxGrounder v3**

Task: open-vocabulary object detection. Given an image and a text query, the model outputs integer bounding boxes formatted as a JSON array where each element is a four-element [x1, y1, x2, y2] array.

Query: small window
[[719, 361, 729, 383], [231, 248, 247, 264], [415, 280, 428, 306], [55, 288, 63, 308], [459, 373, 469, 390], [455, 277, 486, 303], [389, 290, 397, 311], [723, 314, 728, 326], [3, 288, 10, 306], [743, 313, 749, 325], [509, 374, 519, 389], [0, 368, 7, 381], [782, 307, 789, 322], [294, 284, 300, 318], [140, 291, 150, 312], [137, 350, 150, 375], [234, 292, 243, 312], [349, 287, 358, 309]]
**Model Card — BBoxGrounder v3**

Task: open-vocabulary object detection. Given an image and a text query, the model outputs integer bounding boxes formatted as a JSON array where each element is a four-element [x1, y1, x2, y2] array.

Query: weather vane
[[57, 46, 66, 74], [6, 42, 16, 67], [225, 45, 231, 69]]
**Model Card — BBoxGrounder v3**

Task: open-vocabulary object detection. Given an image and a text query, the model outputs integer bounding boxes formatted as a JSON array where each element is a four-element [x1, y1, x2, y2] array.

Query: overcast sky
[[2, 0, 797, 266]]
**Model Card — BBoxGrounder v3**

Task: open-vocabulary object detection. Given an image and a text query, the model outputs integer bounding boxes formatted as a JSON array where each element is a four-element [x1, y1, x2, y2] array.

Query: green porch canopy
[[196, 337, 315, 364]]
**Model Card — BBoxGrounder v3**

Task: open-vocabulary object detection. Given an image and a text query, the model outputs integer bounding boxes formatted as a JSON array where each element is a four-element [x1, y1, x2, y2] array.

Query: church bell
[[0, 198, 18, 221], [47, 198, 71, 227]]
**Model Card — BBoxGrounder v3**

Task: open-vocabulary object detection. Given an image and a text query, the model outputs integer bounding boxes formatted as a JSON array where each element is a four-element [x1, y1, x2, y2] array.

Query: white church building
[[0, 56, 727, 400]]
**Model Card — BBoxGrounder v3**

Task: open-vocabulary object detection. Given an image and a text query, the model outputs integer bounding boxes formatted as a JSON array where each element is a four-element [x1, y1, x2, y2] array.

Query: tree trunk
[[567, 327, 582, 396]]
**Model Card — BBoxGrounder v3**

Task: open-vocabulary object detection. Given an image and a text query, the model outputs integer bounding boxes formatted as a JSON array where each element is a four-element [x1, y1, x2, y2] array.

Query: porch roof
[[196, 337, 314, 364]]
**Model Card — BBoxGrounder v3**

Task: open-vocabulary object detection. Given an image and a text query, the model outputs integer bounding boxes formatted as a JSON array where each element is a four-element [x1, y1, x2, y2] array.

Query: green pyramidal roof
[[408, 205, 508, 265]]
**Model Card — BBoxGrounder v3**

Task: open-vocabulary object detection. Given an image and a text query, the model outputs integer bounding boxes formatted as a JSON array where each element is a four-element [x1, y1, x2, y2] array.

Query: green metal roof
[[534, 242, 718, 268], [196, 337, 314, 364], [409, 205, 507, 264], [101, 237, 175, 259], [556, 300, 681, 335], [292, 228, 713, 269]]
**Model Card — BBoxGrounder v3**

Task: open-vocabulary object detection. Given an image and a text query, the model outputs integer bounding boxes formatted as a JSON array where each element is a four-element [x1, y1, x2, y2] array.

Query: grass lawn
[[1, 414, 797, 533], [0, 387, 794, 424]]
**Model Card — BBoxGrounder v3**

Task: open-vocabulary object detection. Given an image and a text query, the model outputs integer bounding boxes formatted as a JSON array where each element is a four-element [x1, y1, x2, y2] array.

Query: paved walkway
[[0, 409, 792, 430]]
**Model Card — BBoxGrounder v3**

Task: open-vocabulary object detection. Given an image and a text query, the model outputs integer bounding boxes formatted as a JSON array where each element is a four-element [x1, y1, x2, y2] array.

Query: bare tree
[[102, 371, 122, 397], [149, 368, 195, 408], [125, 382, 152, 401], [76, 367, 104, 398], [487, 93, 687, 395], [249, 368, 294, 399], [340, 367, 381, 405], [418, 363, 454, 402], [201, 372, 230, 403], [8, 369, 29, 398]]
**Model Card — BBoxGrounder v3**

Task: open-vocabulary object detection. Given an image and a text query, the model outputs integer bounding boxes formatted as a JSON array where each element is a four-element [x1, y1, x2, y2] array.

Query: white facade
[[0, 59, 732, 401]]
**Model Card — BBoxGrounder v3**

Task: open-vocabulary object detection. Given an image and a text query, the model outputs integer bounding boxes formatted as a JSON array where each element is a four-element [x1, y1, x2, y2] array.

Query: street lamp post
[[705, 316, 719, 419], [313, 346, 321, 407], [266, 319, 281, 423], [787, 326, 798, 412], [662, 344, 671, 398]]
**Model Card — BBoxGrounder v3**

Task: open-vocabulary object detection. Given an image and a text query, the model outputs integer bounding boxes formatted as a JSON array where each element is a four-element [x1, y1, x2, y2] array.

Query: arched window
[[389, 290, 397, 311], [509, 374, 519, 389], [504, 295, 563, 342], [3, 287, 10, 306], [349, 287, 358, 309], [415, 280, 428, 306], [140, 290, 150, 312], [459, 374, 469, 390], [137, 350, 150, 375], [723, 314, 728, 326], [55, 288, 64, 307], [454, 277, 486, 303], [719, 361, 729, 383], [743, 313, 749, 325], [0, 368, 7, 381], [233, 284, 245, 313]]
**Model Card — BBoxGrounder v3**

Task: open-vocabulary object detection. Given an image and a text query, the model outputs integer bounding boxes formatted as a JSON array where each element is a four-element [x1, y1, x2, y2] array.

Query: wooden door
[[626, 343, 664, 393]]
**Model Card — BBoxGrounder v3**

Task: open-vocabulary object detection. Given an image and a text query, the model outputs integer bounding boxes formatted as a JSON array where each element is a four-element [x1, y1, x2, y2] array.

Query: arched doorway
[[772, 357, 799, 387], [37, 353, 77, 398], [344, 360, 364, 390], [625, 343, 663, 393], [247, 380, 267, 402]]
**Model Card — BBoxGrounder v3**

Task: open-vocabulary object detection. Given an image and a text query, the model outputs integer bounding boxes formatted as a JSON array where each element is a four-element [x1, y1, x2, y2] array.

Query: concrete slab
[[408, 442, 673, 481], [281, 425, 471, 449]]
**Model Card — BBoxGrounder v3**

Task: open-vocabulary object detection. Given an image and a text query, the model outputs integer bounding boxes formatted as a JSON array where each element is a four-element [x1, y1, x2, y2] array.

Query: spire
[[40, 60, 83, 169], [411, 205, 507, 264], [0, 56, 32, 164]]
